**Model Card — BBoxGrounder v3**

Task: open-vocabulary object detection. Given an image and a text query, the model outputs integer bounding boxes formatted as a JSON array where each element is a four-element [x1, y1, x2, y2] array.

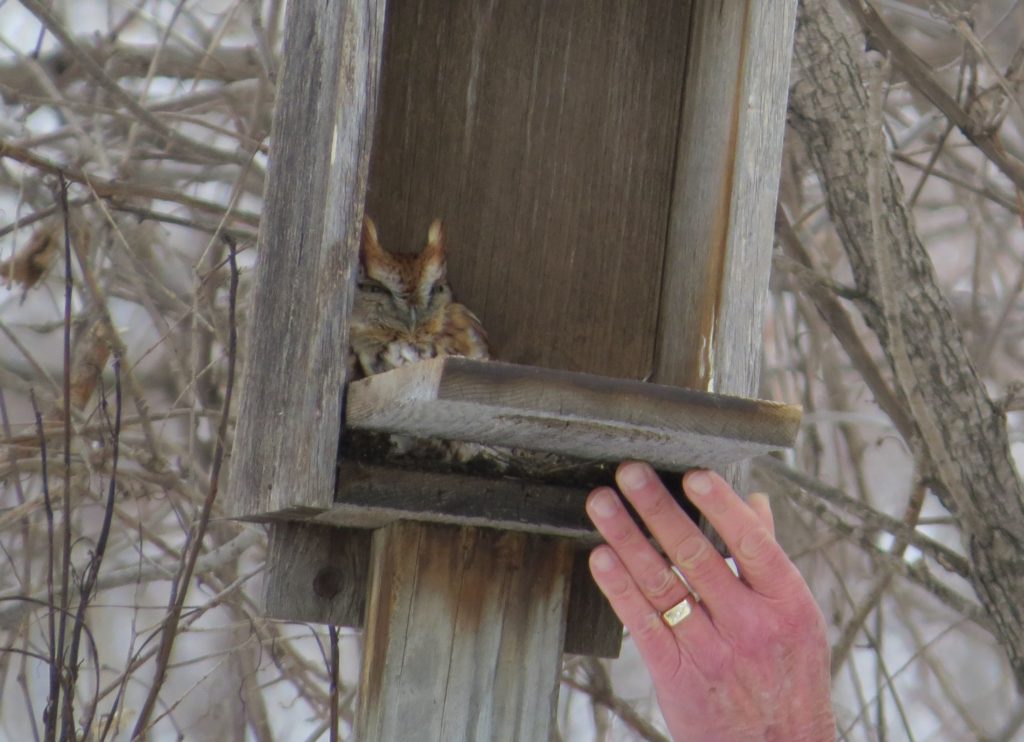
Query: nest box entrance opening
[[363, 0, 693, 383]]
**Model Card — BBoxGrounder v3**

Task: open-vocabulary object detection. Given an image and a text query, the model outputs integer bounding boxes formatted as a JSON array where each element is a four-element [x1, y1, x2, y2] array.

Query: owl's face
[[353, 217, 453, 334]]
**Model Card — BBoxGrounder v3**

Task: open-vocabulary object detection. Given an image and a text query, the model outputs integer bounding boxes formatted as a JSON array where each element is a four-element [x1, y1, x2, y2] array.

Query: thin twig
[[840, 0, 1024, 191], [66, 358, 121, 742], [831, 477, 927, 673], [18, 0, 256, 169], [30, 390, 58, 742], [130, 235, 240, 738], [57, 173, 75, 742], [329, 625, 340, 742], [756, 457, 970, 578], [775, 206, 916, 441], [763, 464, 989, 629], [0, 138, 261, 227]]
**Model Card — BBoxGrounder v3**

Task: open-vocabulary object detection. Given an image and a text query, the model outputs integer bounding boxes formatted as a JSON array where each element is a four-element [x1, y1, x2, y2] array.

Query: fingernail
[[589, 490, 619, 518], [749, 492, 771, 508], [618, 462, 649, 490], [686, 471, 712, 497], [591, 549, 615, 572]]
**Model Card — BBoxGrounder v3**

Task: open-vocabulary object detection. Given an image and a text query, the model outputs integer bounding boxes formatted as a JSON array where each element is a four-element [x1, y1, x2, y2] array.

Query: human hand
[[586, 463, 835, 742]]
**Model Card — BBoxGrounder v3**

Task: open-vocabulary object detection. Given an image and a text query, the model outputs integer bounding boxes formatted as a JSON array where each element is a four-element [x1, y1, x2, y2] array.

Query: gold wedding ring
[[661, 596, 694, 627]]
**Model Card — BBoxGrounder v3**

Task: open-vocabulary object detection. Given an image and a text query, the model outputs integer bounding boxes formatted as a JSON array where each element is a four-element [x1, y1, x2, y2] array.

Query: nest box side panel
[[226, 0, 386, 517], [365, 0, 692, 380], [654, 0, 799, 396], [713, 0, 798, 398]]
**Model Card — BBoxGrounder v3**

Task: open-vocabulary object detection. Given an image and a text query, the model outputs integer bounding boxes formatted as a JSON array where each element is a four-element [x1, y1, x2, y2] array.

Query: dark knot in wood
[[313, 566, 344, 599]]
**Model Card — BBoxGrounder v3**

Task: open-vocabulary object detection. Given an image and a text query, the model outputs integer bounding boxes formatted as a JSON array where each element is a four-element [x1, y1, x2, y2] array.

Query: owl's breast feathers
[[349, 300, 489, 377]]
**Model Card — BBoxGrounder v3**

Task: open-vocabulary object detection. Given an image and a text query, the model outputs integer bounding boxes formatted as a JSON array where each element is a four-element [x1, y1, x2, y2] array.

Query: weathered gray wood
[[327, 462, 597, 538], [357, 522, 572, 739], [263, 476, 621, 656], [263, 523, 370, 627], [346, 357, 802, 471], [232, 0, 800, 685], [712, 0, 799, 500], [225, 0, 387, 517], [714, 0, 799, 397], [654, 0, 798, 396], [565, 549, 623, 657], [366, 0, 692, 381]]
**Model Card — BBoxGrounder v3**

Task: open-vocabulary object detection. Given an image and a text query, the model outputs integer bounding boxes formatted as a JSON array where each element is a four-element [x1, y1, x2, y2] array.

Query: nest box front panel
[[366, 0, 692, 380]]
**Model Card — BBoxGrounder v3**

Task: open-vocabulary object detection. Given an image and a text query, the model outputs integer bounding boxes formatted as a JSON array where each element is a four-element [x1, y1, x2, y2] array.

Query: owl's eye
[[359, 281, 389, 295], [431, 284, 449, 297]]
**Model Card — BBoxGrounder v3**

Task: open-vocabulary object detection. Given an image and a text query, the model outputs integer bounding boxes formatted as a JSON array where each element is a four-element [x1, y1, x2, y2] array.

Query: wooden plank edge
[[347, 357, 803, 449], [312, 503, 600, 541], [346, 407, 789, 471]]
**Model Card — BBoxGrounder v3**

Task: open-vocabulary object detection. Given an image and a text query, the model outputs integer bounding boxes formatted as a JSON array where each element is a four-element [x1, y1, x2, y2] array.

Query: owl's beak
[[407, 307, 418, 326]]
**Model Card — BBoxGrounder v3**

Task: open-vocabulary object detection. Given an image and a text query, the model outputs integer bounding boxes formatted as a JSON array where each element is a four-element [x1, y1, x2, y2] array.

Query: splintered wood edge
[[345, 357, 802, 470]]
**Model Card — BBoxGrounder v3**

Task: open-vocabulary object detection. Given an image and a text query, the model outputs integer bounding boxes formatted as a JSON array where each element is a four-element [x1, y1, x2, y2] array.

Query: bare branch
[[839, 0, 1024, 191]]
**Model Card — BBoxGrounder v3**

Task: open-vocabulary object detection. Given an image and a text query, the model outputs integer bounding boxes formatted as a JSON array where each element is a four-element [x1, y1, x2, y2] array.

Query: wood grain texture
[[345, 357, 801, 470], [264, 464, 621, 656], [233, 0, 799, 682], [357, 522, 572, 739], [225, 0, 386, 517], [263, 522, 370, 626], [365, 0, 692, 380], [714, 0, 798, 398], [327, 461, 596, 538], [565, 549, 623, 657], [326, 461, 624, 658], [654, 0, 798, 396]]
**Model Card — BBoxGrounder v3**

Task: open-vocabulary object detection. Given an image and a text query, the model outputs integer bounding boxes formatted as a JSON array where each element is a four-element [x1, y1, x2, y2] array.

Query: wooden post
[[357, 522, 572, 740]]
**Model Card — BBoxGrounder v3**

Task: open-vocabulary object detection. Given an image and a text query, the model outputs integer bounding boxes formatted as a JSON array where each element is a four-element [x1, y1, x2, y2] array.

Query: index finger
[[681, 470, 805, 598]]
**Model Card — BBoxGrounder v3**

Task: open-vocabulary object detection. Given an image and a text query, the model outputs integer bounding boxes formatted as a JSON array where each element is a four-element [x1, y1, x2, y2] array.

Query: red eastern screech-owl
[[349, 216, 490, 379]]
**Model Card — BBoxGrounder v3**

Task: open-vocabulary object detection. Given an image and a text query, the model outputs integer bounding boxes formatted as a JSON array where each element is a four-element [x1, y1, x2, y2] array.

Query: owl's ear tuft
[[361, 216, 383, 261], [426, 219, 445, 255], [420, 219, 447, 285]]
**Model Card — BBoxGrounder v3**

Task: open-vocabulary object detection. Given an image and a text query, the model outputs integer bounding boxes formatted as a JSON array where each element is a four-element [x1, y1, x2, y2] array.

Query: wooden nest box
[[226, 0, 799, 737]]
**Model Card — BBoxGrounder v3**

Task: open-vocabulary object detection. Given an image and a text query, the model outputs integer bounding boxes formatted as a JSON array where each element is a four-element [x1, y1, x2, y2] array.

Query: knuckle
[[734, 595, 825, 649], [603, 520, 642, 546], [789, 595, 829, 639], [635, 488, 672, 518], [671, 535, 710, 571], [737, 526, 774, 560], [642, 566, 678, 600], [635, 610, 666, 640], [603, 576, 632, 599]]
